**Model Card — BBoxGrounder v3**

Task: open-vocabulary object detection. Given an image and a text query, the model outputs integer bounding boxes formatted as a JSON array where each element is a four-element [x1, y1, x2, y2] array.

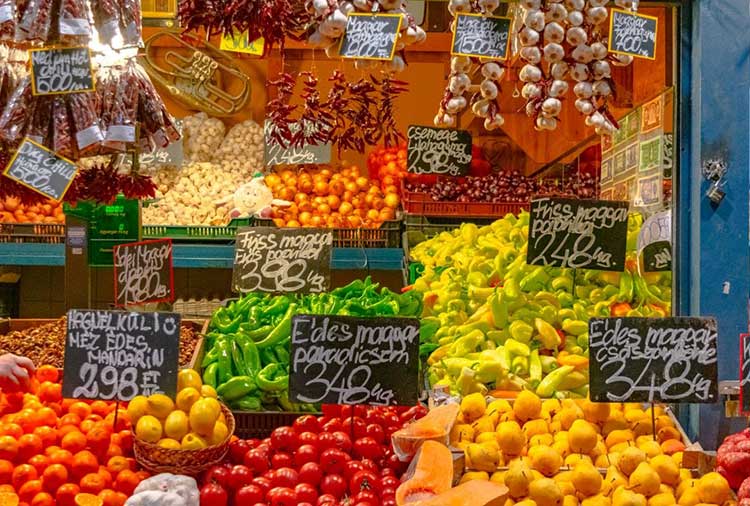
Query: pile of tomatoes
[[0, 198, 65, 224], [265, 164, 400, 229], [0, 366, 147, 506], [199, 405, 427, 506], [366, 144, 408, 196]]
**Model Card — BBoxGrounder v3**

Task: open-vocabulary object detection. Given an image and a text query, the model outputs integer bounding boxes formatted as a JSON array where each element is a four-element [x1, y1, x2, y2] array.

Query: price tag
[[740, 334, 750, 415], [232, 227, 333, 294], [608, 9, 658, 60], [29, 47, 95, 96], [289, 314, 420, 406], [642, 241, 671, 272], [407, 125, 472, 176], [220, 32, 265, 55], [589, 317, 718, 403], [527, 197, 629, 271], [62, 310, 181, 401], [339, 13, 402, 61], [264, 122, 332, 168], [3, 138, 78, 201], [451, 13, 511, 60], [637, 210, 671, 272], [113, 239, 174, 307]]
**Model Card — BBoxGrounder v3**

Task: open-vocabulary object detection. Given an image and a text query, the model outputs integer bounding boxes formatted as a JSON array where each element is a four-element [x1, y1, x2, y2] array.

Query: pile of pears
[[452, 391, 732, 506], [128, 369, 229, 451]]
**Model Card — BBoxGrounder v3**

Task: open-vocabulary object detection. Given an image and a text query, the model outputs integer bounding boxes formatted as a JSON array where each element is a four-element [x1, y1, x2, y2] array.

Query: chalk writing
[[407, 125, 472, 176], [339, 14, 402, 60], [3, 138, 77, 201], [452, 14, 511, 59], [609, 9, 657, 60], [113, 239, 174, 306], [31, 47, 94, 95]]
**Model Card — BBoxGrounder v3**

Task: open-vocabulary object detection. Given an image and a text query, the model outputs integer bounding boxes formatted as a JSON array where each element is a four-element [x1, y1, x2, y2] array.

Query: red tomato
[[267, 486, 297, 506], [319, 448, 350, 474], [200, 483, 228, 506], [244, 449, 270, 474], [331, 432, 352, 453], [298, 432, 319, 446], [339, 406, 353, 419], [400, 405, 428, 424], [293, 415, 320, 434], [354, 438, 383, 460], [317, 432, 337, 451], [321, 418, 342, 433], [353, 490, 379, 504], [359, 459, 379, 473], [228, 465, 253, 491], [381, 487, 397, 499], [317, 494, 338, 506], [382, 498, 398, 506], [270, 427, 299, 452], [343, 460, 365, 481], [229, 440, 251, 464], [294, 444, 319, 467], [350, 470, 381, 496], [298, 462, 323, 487], [320, 474, 347, 499], [381, 475, 399, 489], [271, 452, 294, 469], [204, 465, 231, 489], [385, 453, 407, 474], [366, 424, 385, 444], [341, 417, 367, 439], [271, 467, 298, 489], [295, 483, 318, 504], [235, 485, 264, 505], [251, 476, 272, 497], [365, 409, 386, 427]]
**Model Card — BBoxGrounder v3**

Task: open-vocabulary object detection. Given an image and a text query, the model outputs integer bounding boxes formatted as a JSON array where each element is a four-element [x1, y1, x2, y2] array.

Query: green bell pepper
[[256, 363, 289, 392], [202, 362, 218, 388]]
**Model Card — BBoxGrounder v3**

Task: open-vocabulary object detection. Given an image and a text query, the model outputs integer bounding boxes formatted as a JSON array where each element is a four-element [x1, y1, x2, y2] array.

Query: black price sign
[[589, 317, 718, 403], [30, 47, 95, 95], [643, 241, 671, 272], [289, 314, 420, 406], [3, 138, 78, 201], [113, 239, 175, 307], [232, 227, 333, 293], [451, 13, 511, 59], [740, 334, 750, 415], [608, 9, 658, 60], [339, 13, 402, 61], [62, 310, 181, 401], [264, 123, 331, 167], [407, 125, 472, 176], [527, 198, 629, 271]]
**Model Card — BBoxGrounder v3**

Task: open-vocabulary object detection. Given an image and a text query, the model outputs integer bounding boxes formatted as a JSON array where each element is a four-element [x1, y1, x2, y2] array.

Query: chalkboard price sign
[[451, 13, 511, 60], [339, 13, 402, 61], [62, 310, 181, 401], [3, 138, 78, 201], [264, 122, 332, 167], [609, 9, 658, 60], [289, 314, 420, 406], [740, 334, 750, 415], [589, 317, 718, 403], [113, 239, 175, 307], [30, 47, 95, 95], [643, 240, 671, 272], [527, 198, 629, 271], [232, 227, 333, 293], [407, 125, 472, 176]]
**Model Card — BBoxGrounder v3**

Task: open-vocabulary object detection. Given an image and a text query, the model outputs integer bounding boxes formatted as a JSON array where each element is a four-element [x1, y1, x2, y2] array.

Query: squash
[[411, 480, 509, 506], [396, 441, 454, 505], [392, 403, 460, 458]]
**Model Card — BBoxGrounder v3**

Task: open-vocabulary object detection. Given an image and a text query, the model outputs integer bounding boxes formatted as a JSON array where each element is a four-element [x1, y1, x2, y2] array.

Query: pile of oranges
[[265, 164, 400, 229], [0, 198, 65, 224], [366, 143, 409, 195], [0, 366, 147, 506]]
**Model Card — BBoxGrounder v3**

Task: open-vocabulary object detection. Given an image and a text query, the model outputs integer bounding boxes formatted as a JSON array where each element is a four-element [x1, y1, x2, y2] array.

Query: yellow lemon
[[146, 394, 174, 419], [201, 385, 218, 398], [157, 438, 182, 449], [181, 432, 208, 450], [209, 422, 229, 446], [178, 369, 203, 391], [164, 410, 190, 440], [190, 399, 219, 436], [202, 396, 221, 417], [135, 415, 163, 443], [126, 395, 148, 425], [176, 387, 201, 412]]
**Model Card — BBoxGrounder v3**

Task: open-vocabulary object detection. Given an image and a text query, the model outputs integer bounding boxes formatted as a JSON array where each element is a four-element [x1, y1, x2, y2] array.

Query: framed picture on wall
[[640, 135, 662, 172], [600, 188, 613, 200], [601, 134, 614, 154], [614, 149, 627, 176], [601, 157, 613, 182], [638, 174, 662, 206], [641, 95, 663, 133], [626, 142, 639, 171]]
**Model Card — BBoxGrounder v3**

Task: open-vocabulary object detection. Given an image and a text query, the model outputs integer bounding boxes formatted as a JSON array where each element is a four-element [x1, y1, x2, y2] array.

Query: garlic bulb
[[480, 79, 499, 99], [564, 0, 584, 10], [586, 6, 608, 24], [520, 64, 543, 83], [588, 0, 607, 7], [567, 10, 583, 26], [574, 98, 594, 115], [592, 80, 612, 96], [570, 63, 590, 81], [339, 1, 355, 14], [521, 83, 543, 99], [312, 0, 328, 14], [550, 62, 569, 79], [519, 27, 541, 46], [386, 55, 406, 73], [592, 60, 611, 79], [573, 81, 593, 98], [520, 0, 541, 8], [566, 26, 587, 46], [549, 79, 569, 97], [472, 99, 491, 118], [520, 46, 542, 64], [591, 42, 608, 60], [524, 10, 546, 31], [451, 55, 472, 73], [481, 62, 504, 80], [484, 114, 505, 130], [612, 53, 634, 66], [571, 44, 594, 63], [448, 0, 471, 14], [545, 4, 567, 23], [525, 102, 537, 116], [448, 73, 471, 94], [543, 43, 565, 63], [445, 96, 468, 114], [536, 116, 557, 130], [542, 98, 562, 115], [544, 22, 565, 44], [479, 0, 500, 13]]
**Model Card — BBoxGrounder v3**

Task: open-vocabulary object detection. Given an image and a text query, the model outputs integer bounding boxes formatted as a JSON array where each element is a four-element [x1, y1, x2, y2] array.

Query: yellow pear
[[672, 452, 684, 468], [497, 421, 526, 456], [515, 390, 543, 422], [181, 432, 207, 450], [612, 488, 647, 506], [157, 438, 181, 450], [591, 441, 608, 460], [648, 493, 676, 506], [505, 458, 533, 498], [515, 501, 539, 506], [625, 408, 647, 423], [606, 430, 635, 449], [569, 420, 598, 454], [135, 415, 163, 443], [466, 442, 501, 472], [610, 442, 633, 455], [543, 399, 562, 416], [530, 478, 564, 506], [450, 423, 475, 444], [490, 471, 506, 484], [629, 462, 662, 497], [697, 472, 730, 504], [638, 440, 662, 459], [595, 454, 613, 468], [164, 410, 189, 440], [581, 494, 612, 506], [531, 434, 555, 447], [487, 399, 512, 422], [476, 432, 499, 445], [678, 469, 692, 483], [529, 445, 563, 477], [553, 440, 570, 459], [583, 400, 611, 424], [564, 496, 580, 506], [565, 454, 593, 467], [524, 419, 550, 439], [678, 488, 700, 506], [650, 455, 680, 486], [146, 393, 174, 419], [177, 368, 202, 391], [618, 447, 647, 476], [176, 387, 201, 412], [633, 420, 655, 438], [461, 393, 487, 423], [472, 415, 496, 436], [459, 471, 490, 483], [572, 462, 603, 497], [676, 479, 698, 499], [601, 466, 628, 497], [557, 407, 584, 431], [126, 396, 148, 425], [603, 418, 630, 437]]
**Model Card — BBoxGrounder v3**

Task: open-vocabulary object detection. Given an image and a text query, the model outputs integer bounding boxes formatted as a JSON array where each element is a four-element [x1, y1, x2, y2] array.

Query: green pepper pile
[[202, 277, 423, 411]]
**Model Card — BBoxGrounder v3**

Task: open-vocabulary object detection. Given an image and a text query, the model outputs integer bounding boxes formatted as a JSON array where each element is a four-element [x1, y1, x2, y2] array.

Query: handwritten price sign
[[609, 9, 658, 60], [289, 314, 420, 406], [407, 125, 472, 176], [232, 227, 332, 294], [589, 317, 718, 403], [62, 310, 181, 401], [451, 13, 511, 60], [30, 47, 95, 95], [113, 239, 174, 307], [339, 13, 402, 61], [3, 138, 78, 201]]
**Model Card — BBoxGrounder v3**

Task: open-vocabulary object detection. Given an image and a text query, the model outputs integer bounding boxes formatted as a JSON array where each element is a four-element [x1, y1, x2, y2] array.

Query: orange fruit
[[35, 367, 58, 384], [99, 490, 126, 506], [104, 411, 128, 432], [79, 420, 96, 435], [2, 423, 23, 439], [79, 473, 106, 495], [71, 451, 98, 479], [68, 403, 91, 421], [46, 403, 62, 417], [55, 483, 80, 506], [86, 424, 112, 456], [61, 432, 87, 454], [57, 425, 81, 440], [41, 463, 68, 493], [44, 445, 61, 457], [33, 427, 57, 448], [89, 403, 111, 418], [105, 457, 129, 475], [18, 434, 44, 461], [48, 449, 73, 470], [30, 491, 54, 506], [28, 454, 49, 474], [97, 468, 112, 489], [104, 445, 121, 459], [116, 431, 131, 453], [35, 408, 57, 429], [15, 410, 37, 433], [0, 459, 13, 484], [0, 483, 13, 493], [58, 414, 81, 428], [12, 464, 38, 488], [113, 470, 139, 496], [18, 479, 42, 502], [0, 436, 18, 461]]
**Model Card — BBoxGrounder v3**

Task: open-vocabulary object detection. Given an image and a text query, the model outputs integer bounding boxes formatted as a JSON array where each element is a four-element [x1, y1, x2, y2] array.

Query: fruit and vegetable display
[[202, 278, 423, 412], [264, 165, 400, 229], [0, 197, 65, 224], [411, 211, 671, 397]]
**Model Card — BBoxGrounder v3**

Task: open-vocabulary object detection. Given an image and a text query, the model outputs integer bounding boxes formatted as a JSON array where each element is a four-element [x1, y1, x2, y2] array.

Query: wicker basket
[[133, 404, 235, 475]]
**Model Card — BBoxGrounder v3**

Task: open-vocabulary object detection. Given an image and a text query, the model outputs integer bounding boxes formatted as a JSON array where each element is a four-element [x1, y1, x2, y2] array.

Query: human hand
[[0, 353, 35, 392]]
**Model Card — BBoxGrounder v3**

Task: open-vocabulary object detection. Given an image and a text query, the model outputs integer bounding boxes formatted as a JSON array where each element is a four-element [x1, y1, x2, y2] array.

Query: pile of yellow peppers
[[412, 211, 671, 398]]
